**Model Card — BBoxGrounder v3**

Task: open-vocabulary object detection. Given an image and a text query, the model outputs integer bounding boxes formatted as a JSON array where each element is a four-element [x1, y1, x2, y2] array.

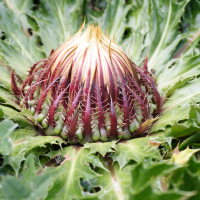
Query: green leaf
[[5, 0, 38, 36], [182, 0, 200, 33], [84, 158, 196, 200], [6, 0, 33, 16], [10, 129, 37, 143], [32, 0, 84, 56], [111, 136, 163, 169], [0, 119, 18, 155], [0, 86, 21, 110], [123, 0, 149, 65], [157, 55, 200, 97], [81, 0, 107, 25], [170, 105, 200, 138], [1, 174, 51, 200], [81, 163, 133, 200], [124, 0, 189, 74], [98, 0, 131, 44], [11, 135, 65, 155], [0, 2, 43, 78], [151, 78, 200, 134], [169, 156, 200, 200], [0, 155, 51, 200], [0, 105, 33, 128], [130, 186, 194, 200], [20, 108, 35, 123], [0, 28, 3, 38], [171, 0, 200, 61], [3, 135, 65, 175], [179, 131, 200, 150], [22, 154, 36, 180], [0, 108, 3, 118], [43, 146, 104, 200], [171, 147, 200, 164], [131, 160, 179, 192], [84, 140, 117, 157], [129, 159, 195, 199], [0, 64, 11, 90], [147, 0, 189, 76]]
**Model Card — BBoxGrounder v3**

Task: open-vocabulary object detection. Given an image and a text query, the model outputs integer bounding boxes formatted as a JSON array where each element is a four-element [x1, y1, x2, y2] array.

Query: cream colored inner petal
[[49, 24, 136, 88]]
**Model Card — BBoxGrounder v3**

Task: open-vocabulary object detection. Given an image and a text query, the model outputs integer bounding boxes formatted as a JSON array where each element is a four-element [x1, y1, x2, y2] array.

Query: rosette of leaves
[[0, 0, 200, 200]]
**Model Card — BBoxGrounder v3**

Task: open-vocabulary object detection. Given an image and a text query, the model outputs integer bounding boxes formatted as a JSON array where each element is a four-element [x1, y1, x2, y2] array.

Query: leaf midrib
[[149, 0, 172, 69], [163, 87, 200, 110], [12, 35, 34, 63], [64, 147, 80, 199], [108, 161, 124, 200]]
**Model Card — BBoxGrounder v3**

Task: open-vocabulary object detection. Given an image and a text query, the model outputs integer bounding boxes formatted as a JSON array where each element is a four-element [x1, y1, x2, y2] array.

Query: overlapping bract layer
[[11, 24, 160, 143]]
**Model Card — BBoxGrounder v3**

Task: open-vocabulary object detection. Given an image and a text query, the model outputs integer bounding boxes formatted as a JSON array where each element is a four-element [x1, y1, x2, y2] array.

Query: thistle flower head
[[11, 24, 160, 143]]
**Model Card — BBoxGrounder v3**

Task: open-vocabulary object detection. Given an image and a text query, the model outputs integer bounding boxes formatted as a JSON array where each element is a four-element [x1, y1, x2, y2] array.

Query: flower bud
[[11, 24, 160, 143]]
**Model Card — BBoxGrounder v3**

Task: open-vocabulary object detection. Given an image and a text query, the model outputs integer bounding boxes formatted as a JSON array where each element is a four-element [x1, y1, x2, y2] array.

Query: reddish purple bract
[[11, 24, 160, 143]]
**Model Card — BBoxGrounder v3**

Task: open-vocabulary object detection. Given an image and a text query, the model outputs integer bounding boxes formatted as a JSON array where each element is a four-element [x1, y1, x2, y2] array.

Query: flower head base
[[11, 24, 160, 143]]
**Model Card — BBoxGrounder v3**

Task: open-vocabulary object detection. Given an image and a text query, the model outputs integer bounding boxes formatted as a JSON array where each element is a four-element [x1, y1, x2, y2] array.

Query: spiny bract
[[11, 24, 161, 143]]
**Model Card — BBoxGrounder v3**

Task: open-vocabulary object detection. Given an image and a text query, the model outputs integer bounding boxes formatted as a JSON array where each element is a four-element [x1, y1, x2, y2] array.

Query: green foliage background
[[0, 0, 200, 199]]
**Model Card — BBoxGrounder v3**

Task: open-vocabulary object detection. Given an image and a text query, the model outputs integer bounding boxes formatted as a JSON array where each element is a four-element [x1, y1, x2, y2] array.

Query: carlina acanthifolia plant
[[2, 0, 200, 199], [11, 24, 160, 143]]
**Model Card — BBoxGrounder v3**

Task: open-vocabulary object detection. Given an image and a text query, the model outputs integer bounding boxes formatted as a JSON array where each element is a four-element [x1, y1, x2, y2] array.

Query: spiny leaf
[[0, 119, 18, 155], [131, 160, 180, 192], [173, 0, 200, 59], [124, 0, 189, 71], [111, 136, 163, 169], [151, 78, 200, 134], [148, 0, 190, 76], [80, 164, 134, 200], [169, 156, 200, 200], [3, 135, 65, 175], [43, 146, 105, 200], [5, 0, 38, 37], [1, 174, 51, 200], [98, 0, 131, 44], [10, 128, 37, 143], [0, 86, 20, 110], [0, 64, 11, 90], [182, 0, 200, 33], [129, 159, 195, 199], [0, 105, 33, 128], [171, 147, 200, 164], [81, 0, 107, 25], [157, 55, 200, 97], [22, 154, 36, 181], [6, 0, 33, 16], [32, 0, 84, 56], [170, 104, 200, 138], [0, 2, 43, 78], [123, 0, 149, 65], [85, 158, 196, 200], [11, 136, 65, 155], [152, 103, 200, 139], [0, 155, 51, 199], [84, 140, 117, 157]]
